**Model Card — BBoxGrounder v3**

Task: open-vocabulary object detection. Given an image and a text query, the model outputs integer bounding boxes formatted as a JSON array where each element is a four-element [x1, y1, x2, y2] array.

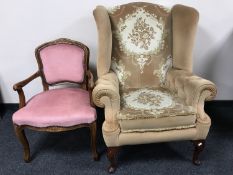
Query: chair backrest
[[35, 38, 89, 86], [108, 2, 172, 89]]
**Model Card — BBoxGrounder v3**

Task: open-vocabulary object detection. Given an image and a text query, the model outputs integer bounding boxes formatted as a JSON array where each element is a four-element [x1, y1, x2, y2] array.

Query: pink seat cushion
[[13, 88, 96, 127], [40, 44, 85, 84]]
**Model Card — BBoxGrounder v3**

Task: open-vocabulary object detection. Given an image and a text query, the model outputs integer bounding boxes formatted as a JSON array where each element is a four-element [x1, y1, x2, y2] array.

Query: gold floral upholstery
[[119, 88, 196, 120], [118, 88, 196, 133], [93, 2, 217, 148], [109, 3, 172, 89]]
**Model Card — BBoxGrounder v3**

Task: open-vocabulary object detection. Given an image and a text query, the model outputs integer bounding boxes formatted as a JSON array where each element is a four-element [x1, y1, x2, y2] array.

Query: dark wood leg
[[107, 147, 119, 173], [192, 140, 205, 165], [14, 125, 30, 162], [90, 122, 99, 161]]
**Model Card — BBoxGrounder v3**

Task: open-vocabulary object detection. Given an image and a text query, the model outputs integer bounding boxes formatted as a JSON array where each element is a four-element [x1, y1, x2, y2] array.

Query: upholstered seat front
[[13, 88, 96, 127], [118, 88, 196, 132]]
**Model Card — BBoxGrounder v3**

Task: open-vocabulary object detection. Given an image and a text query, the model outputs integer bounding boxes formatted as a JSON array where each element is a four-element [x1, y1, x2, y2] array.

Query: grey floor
[[0, 103, 233, 175]]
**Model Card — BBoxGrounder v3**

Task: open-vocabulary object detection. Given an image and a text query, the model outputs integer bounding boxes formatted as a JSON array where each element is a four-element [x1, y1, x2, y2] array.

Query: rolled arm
[[92, 72, 120, 108], [13, 71, 40, 108], [165, 68, 217, 120], [92, 72, 120, 131]]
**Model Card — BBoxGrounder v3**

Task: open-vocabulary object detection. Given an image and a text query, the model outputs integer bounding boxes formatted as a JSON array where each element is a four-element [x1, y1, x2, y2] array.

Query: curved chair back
[[36, 38, 89, 86]]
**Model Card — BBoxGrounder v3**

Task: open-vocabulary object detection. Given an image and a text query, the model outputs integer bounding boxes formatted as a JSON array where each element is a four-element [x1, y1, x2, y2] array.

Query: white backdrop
[[0, 0, 233, 103]]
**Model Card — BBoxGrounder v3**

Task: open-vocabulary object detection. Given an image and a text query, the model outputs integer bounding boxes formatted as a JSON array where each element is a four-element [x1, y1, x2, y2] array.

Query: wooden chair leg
[[90, 121, 99, 161], [192, 140, 205, 165], [107, 147, 119, 173], [14, 125, 30, 162]]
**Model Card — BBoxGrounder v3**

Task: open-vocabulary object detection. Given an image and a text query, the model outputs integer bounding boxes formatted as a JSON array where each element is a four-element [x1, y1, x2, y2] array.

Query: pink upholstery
[[40, 44, 85, 84], [13, 88, 96, 127]]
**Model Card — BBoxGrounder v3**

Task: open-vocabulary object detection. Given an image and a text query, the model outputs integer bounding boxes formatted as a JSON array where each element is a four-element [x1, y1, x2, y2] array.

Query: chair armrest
[[92, 72, 120, 108], [92, 72, 120, 130], [165, 68, 217, 120], [13, 71, 40, 90], [86, 70, 95, 106], [13, 71, 40, 108], [87, 70, 94, 90]]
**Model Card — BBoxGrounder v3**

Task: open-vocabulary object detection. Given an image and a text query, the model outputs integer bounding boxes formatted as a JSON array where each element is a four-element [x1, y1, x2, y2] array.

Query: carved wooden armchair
[[93, 2, 217, 173], [13, 38, 98, 162]]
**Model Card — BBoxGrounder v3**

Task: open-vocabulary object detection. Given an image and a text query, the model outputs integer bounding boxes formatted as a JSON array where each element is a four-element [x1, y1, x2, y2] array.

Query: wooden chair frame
[[13, 38, 98, 162]]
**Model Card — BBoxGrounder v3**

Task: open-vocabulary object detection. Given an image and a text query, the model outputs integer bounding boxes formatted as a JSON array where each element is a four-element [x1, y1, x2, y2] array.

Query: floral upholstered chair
[[93, 2, 217, 173], [12, 38, 98, 162]]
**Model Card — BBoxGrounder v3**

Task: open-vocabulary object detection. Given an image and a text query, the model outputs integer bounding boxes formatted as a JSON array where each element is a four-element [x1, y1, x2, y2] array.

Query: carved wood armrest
[[86, 70, 95, 106], [13, 71, 40, 108], [87, 70, 94, 91]]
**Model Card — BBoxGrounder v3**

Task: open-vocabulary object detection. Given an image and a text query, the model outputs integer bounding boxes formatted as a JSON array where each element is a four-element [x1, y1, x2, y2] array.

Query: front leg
[[14, 125, 30, 162], [192, 140, 205, 165], [107, 147, 119, 173]]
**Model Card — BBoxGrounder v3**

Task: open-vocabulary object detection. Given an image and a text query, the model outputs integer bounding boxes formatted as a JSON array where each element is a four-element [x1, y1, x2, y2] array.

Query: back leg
[[89, 122, 99, 161]]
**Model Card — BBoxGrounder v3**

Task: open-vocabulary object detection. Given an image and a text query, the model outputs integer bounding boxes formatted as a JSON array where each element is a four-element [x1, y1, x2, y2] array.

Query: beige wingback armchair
[[93, 2, 217, 173]]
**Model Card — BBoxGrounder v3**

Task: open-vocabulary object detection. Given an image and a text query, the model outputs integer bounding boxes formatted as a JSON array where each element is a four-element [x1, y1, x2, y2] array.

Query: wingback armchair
[[93, 2, 217, 173]]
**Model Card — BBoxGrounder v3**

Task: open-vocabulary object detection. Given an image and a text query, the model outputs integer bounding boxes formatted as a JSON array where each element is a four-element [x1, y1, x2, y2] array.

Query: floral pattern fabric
[[111, 57, 131, 86], [108, 2, 172, 88], [118, 88, 196, 120], [127, 16, 157, 50]]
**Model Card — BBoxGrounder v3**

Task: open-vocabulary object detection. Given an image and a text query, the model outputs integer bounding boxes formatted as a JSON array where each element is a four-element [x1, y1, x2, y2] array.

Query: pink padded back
[[39, 44, 85, 84]]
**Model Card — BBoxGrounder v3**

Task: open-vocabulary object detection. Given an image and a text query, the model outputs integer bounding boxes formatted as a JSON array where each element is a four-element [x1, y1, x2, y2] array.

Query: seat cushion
[[118, 88, 196, 132], [13, 88, 96, 127]]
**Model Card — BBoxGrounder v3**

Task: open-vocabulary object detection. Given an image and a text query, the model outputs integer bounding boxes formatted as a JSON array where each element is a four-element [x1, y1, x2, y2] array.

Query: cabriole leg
[[192, 140, 205, 165], [14, 125, 30, 162], [107, 147, 119, 173]]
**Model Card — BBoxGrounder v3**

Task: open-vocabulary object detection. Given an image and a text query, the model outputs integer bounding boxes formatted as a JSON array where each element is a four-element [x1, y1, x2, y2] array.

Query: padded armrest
[[166, 68, 217, 107], [92, 72, 120, 130], [92, 72, 120, 108]]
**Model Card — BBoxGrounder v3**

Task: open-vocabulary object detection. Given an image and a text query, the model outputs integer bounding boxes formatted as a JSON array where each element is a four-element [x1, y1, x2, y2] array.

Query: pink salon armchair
[[12, 38, 99, 162]]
